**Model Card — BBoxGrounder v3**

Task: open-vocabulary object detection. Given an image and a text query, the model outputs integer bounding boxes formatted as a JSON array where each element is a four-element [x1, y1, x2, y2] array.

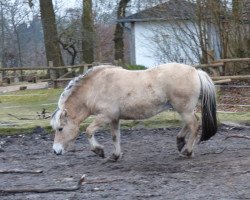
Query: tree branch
[[225, 134, 250, 140], [0, 174, 85, 194], [201, 147, 226, 155], [0, 175, 124, 194], [7, 113, 35, 120], [0, 169, 43, 174], [86, 177, 124, 184]]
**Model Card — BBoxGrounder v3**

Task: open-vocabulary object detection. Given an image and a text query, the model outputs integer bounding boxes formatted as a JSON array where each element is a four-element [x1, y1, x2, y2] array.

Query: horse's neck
[[66, 89, 90, 125]]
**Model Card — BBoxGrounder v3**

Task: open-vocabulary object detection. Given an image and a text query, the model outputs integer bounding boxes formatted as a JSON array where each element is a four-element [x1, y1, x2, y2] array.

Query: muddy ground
[[0, 125, 249, 200]]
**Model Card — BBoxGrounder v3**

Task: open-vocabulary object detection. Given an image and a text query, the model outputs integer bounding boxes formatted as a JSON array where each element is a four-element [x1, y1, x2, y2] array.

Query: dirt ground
[[0, 125, 249, 200]]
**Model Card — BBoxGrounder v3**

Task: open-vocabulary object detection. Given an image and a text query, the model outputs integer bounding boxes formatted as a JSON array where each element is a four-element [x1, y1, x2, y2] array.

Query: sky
[[52, 0, 80, 12], [58, 0, 79, 8]]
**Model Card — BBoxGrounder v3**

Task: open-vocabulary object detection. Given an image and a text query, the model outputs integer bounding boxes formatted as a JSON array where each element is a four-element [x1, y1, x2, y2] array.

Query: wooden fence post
[[114, 60, 118, 66], [49, 61, 57, 88], [92, 62, 100, 66], [83, 65, 88, 73], [79, 62, 85, 74], [0, 70, 2, 86]]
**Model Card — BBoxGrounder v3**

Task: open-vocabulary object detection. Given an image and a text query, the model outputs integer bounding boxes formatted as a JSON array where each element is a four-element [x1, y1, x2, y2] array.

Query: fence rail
[[0, 58, 249, 88], [0, 62, 94, 88], [0, 64, 92, 71]]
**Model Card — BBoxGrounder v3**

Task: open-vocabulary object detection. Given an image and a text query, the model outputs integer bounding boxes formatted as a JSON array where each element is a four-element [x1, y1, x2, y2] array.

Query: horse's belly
[[120, 101, 172, 120]]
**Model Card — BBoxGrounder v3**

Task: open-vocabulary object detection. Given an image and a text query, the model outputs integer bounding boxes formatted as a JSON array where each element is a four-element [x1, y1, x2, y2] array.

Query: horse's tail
[[197, 70, 217, 141]]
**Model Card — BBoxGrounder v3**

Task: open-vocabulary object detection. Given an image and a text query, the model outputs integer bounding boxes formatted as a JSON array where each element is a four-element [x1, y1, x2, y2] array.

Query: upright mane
[[57, 65, 118, 109]]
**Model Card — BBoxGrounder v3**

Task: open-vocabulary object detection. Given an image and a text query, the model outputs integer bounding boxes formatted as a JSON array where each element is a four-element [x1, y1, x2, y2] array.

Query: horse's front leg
[[86, 117, 107, 158], [107, 120, 121, 162]]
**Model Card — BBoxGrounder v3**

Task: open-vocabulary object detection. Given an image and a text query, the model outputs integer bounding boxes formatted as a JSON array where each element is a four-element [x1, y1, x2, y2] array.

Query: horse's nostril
[[54, 150, 62, 155]]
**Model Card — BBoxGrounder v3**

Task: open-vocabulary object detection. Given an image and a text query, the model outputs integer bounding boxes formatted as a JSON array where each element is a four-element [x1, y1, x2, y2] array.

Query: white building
[[119, 0, 221, 68]]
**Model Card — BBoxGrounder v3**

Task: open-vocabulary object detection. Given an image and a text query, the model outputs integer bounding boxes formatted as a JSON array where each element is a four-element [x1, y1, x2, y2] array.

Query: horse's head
[[51, 109, 79, 155]]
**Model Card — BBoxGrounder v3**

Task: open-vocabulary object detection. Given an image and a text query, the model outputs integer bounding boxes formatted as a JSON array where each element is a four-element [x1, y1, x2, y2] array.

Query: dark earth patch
[[0, 126, 249, 200]]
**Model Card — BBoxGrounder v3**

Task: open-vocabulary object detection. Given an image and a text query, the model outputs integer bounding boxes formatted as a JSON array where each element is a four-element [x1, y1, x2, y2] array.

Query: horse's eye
[[58, 128, 63, 132]]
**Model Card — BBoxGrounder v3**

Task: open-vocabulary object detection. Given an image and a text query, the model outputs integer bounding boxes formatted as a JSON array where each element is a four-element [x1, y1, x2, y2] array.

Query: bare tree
[[136, 0, 248, 67], [142, 0, 209, 64], [39, 0, 65, 75], [58, 8, 82, 65], [59, 32, 78, 65], [8, 1, 28, 67], [95, 23, 115, 62], [82, 0, 94, 63], [244, 0, 250, 57], [114, 0, 130, 63], [230, 0, 250, 58], [1, 0, 32, 67], [0, 1, 5, 68]]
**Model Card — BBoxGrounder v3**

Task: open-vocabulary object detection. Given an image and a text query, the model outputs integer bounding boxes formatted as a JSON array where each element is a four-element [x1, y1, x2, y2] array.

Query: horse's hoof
[[101, 154, 122, 164], [109, 154, 120, 161], [181, 148, 193, 158], [92, 147, 105, 158], [177, 137, 186, 152]]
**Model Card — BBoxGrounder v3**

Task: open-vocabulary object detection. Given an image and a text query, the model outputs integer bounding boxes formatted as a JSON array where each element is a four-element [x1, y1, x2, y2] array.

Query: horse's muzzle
[[53, 143, 65, 155]]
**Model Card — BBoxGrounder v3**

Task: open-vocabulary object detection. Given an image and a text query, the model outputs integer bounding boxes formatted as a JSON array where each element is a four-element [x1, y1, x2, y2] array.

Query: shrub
[[125, 64, 146, 70]]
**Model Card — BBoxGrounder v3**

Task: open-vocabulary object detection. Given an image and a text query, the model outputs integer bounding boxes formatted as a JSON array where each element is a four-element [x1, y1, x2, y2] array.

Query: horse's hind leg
[[179, 112, 199, 157], [86, 115, 110, 158], [177, 125, 188, 152]]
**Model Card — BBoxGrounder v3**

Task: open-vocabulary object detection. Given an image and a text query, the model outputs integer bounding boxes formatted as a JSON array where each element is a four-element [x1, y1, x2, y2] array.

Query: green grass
[[0, 89, 63, 135], [217, 112, 250, 124], [0, 88, 249, 135], [125, 64, 146, 70]]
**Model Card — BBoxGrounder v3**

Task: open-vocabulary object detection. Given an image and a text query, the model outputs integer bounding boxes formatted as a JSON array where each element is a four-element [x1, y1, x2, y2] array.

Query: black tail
[[197, 70, 217, 141]]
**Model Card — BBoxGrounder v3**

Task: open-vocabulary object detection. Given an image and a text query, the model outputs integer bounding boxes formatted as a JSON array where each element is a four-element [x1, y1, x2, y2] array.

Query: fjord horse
[[51, 63, 217, 161]]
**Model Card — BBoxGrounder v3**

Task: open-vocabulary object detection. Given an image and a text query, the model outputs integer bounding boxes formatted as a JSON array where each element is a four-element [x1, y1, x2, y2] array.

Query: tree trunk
[[196, 0, 209, 64], [1, 2, 5, 69], [230, 0, 250, 58], [82, 0, 94, 63], [243, 0, 250, 57], [14, 27, 22, 67], [39, 0, 64, 77], [114, 0, 130, 63]]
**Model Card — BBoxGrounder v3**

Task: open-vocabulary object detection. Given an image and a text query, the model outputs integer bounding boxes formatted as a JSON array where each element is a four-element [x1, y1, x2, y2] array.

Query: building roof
[[118, 0, 197, 23]]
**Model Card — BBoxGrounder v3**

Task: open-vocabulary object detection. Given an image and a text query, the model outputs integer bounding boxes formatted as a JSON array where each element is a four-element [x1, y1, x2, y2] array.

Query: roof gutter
[[117, 17, 191, 23], [117, 18, 167, 23]]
